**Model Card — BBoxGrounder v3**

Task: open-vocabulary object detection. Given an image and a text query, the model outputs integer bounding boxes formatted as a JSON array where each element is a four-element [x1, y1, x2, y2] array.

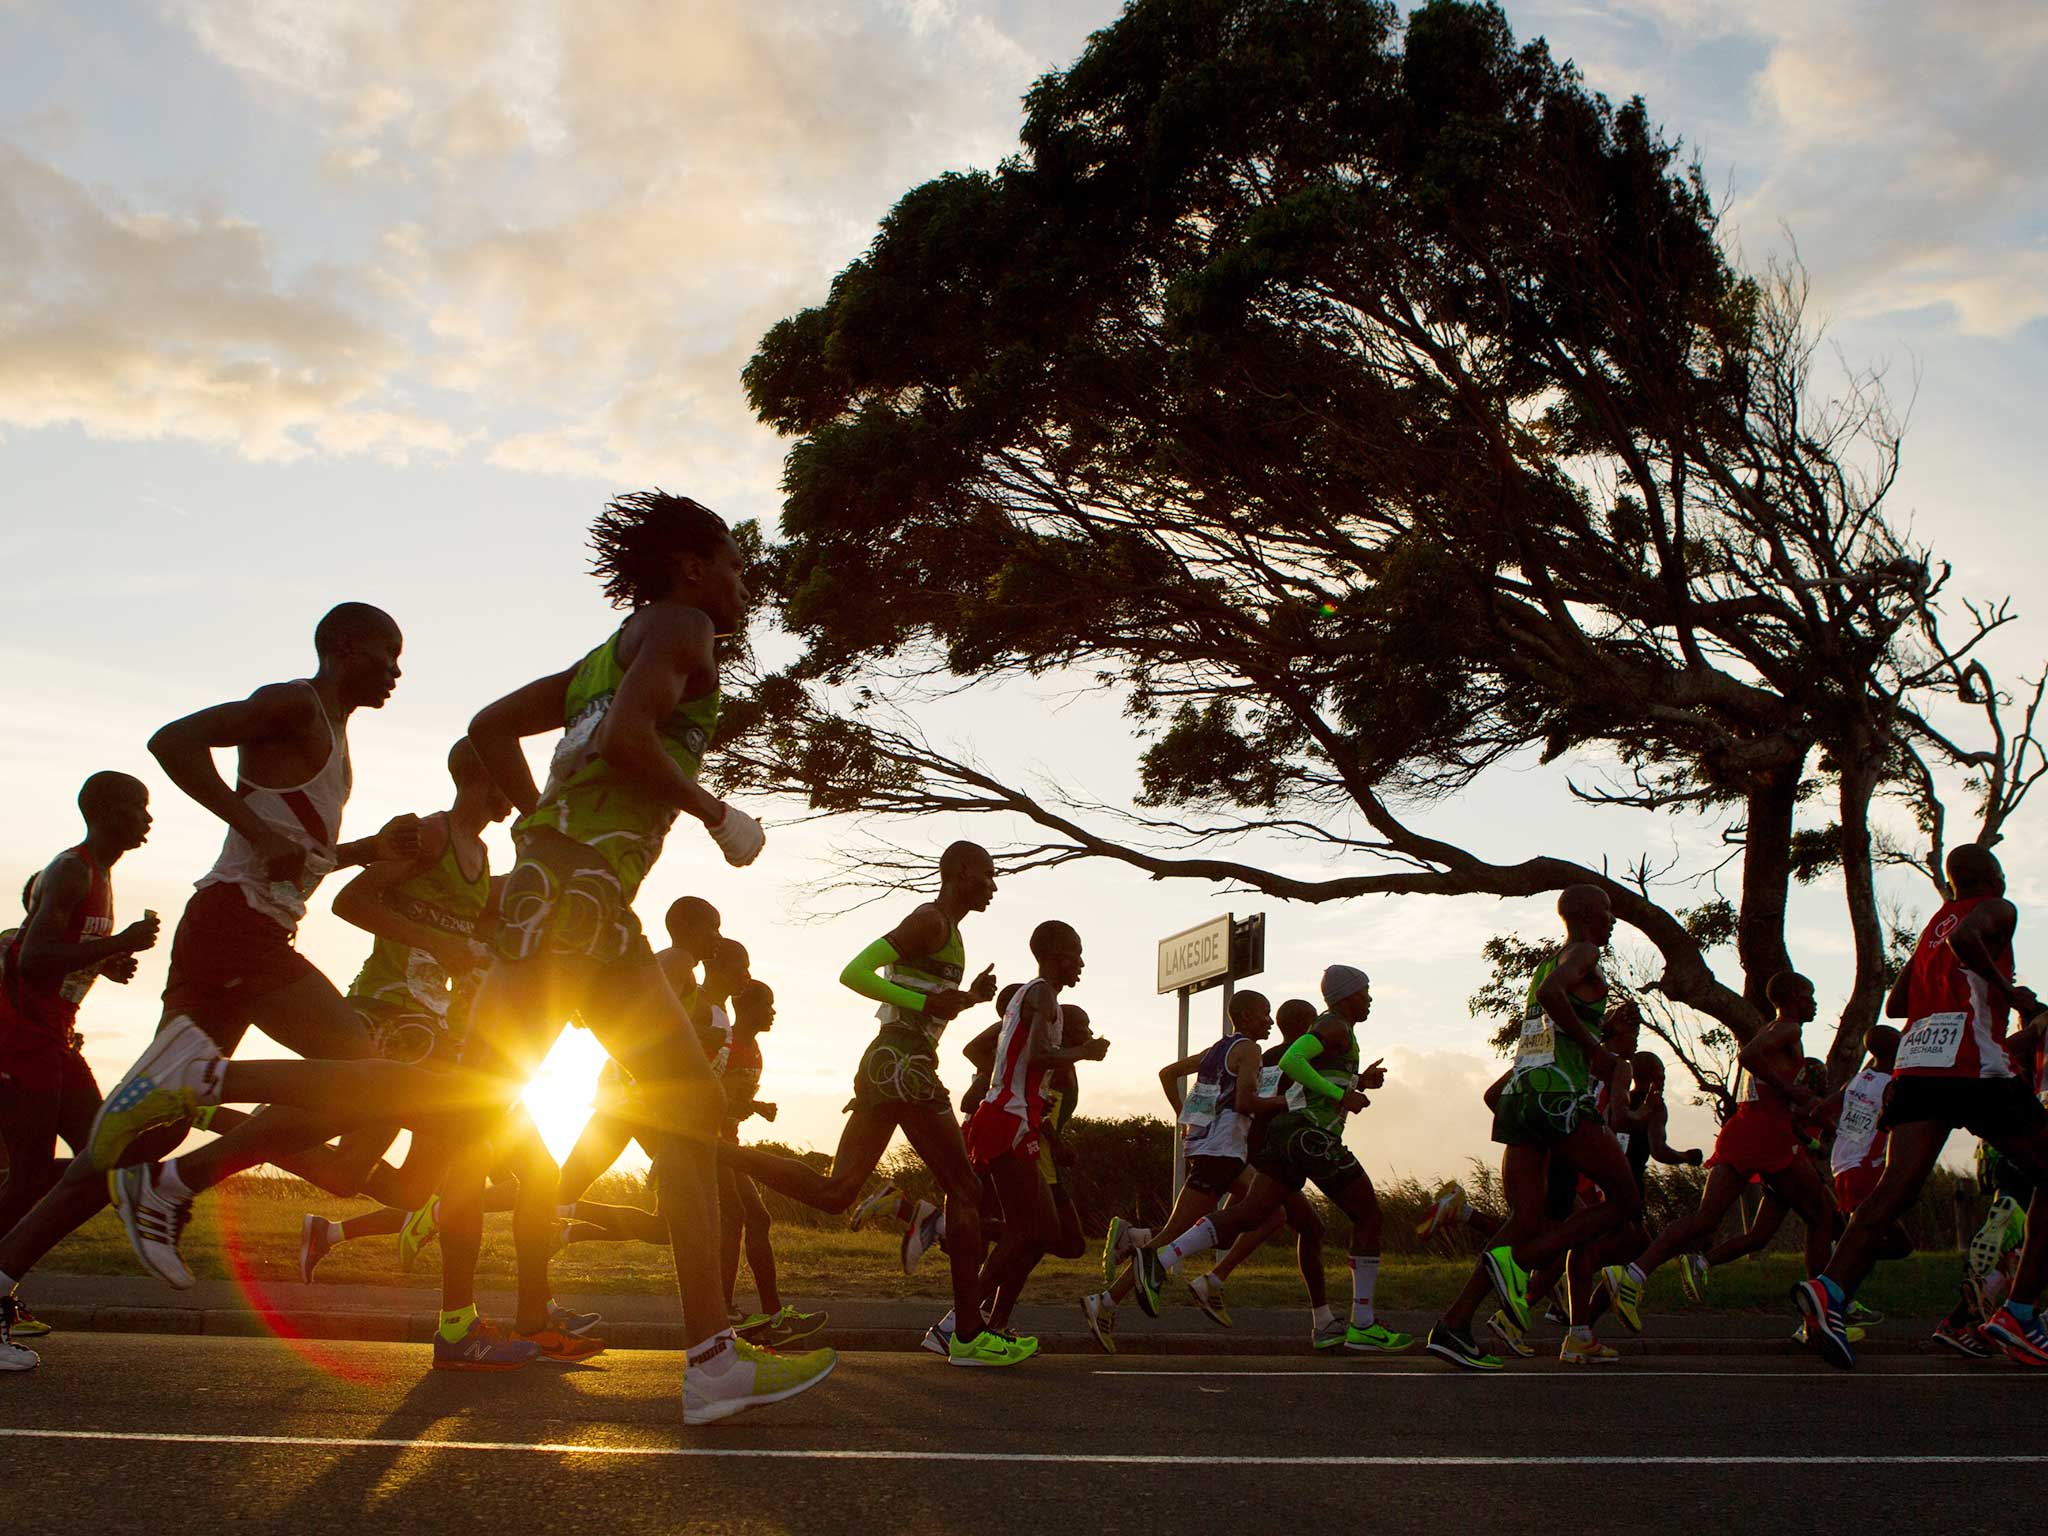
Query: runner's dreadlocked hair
[[587, 490, 730, 609]]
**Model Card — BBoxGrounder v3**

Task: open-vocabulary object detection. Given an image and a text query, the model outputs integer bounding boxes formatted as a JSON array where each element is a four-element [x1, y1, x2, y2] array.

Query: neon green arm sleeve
[[1278, 1031, 1343, 1101], [840, 937, 928, 1013]]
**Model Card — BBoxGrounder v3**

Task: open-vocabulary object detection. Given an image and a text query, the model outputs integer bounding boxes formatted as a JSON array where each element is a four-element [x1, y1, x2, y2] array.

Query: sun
[[518, 1025, 611, 1165]]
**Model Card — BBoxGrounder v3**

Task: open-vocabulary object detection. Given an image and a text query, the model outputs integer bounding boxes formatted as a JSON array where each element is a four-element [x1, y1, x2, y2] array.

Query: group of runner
[[2, 489, 2046, 1427]]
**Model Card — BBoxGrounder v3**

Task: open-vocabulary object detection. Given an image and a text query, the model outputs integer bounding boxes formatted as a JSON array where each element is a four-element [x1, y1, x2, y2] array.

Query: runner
[[1936, 1137, 2034, 1356], [1423, 884, 1640, 1371], [963, 923, 1101, 1334], [1082, 990, 1285, 1351], [715, 978, 827, 1347], [1797, 844, 2048, 1370], [1142, 965, 1412, 1354], [720, 842, 1034, 1366], [1186, 997, 1331, 1331], [0, 772, 159, 1369], [656, 896, 722, 1019], [0, 604, 427, 1345], [1601, 972, 1835, 1333]]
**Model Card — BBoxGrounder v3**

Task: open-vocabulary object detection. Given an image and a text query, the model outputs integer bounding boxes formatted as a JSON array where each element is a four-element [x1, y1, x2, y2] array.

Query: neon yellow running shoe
[[683, 1337, 837, 1425], [1680, 1253, 1710, 1305], [948, 1328, 1038, 1367], [1343, 1322, 1413, 1353], [1560, 1333, 1621, 1365], [1599, 1264, 1644, 1334], [88, 1018, 222, 1171], [1485, 1309, 1534, 1359], [399, 1200, 440, 1273], [1482, 1245, 1532, 1331]]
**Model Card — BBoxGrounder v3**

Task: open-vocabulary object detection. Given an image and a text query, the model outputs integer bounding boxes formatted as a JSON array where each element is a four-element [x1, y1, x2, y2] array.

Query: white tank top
[[1829, 1067, 1890, 1175], [195, 681, 351, 932]]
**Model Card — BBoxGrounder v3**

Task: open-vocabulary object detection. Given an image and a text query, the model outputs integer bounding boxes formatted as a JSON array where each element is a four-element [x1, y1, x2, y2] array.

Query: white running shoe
[[1187, 1273, 1233, 1328], [920, 1314, 957, 1357], [88, 1017, 223, 1171], [0, 1340, 36, 1372], [682, 1335, 836, 1425], [111, 1163, 195, 1289], [848, 1183, 903, 1232], [1415, 1181, 1470, 1240], [299, 1214, 333, 1284], [901, 1201, 943, 1274]]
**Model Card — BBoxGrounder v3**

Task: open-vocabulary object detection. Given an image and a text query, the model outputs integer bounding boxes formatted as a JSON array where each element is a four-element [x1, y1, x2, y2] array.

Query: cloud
[[0, 143, 461, 460], [154, 0, 1108, 487]]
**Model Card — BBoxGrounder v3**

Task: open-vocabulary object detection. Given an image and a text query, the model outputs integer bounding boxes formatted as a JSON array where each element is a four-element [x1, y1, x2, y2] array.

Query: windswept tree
[[728, 0, 2042, 1078]]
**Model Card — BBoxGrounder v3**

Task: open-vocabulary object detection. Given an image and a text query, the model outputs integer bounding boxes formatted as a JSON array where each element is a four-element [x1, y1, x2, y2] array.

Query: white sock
[[685, 1328, 740, 1375], [936, 1308, 956, 1333], [1093, 1290, 1115, 1311], [1349, 1254, 1380, 1329], [1126, 1225, 1154, 1249], [1569, 1324, 1592, 1344], [1626, 1262, 1646, 1285], [1312, 1303, 1335, 1328], [1156, 1218, 1218, 1272], [158, 1160, 194, 1202], [932, 1209, 947, 1240]]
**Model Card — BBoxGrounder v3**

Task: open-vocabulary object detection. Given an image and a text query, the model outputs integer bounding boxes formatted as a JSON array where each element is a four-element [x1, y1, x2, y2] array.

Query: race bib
[[1180, 1081, 1220, 1130], [1256, 1066, 1284, 1098], [1896, 1011, 1967, 1072], [1286, 1070, 1354, 1114], [1837, 1095, 1879, 1142], [1615, 1131, 1631, 1155], [1513, 1006, 1556, 1070]]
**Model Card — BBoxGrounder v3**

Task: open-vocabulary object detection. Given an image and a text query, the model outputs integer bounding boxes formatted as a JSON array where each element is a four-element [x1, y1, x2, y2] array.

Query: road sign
[[1157, 915, 1231, 995]]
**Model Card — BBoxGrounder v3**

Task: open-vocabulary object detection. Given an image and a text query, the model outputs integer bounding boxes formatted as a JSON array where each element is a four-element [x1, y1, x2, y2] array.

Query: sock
[[936, 1308, 956, 1333], [1985, 1272, 2011, 1306], [556, 1204, 577, 1221], [1312, 1303, 1335, 1329], [686, 1328, 740, 1375], [1349, 1254, 1380, 1329], [932, 1209, 947, 1241], [1625, 1262, 1646, 1285], [1569, 1324, 1592, 1344], [158, 1160, 194, 1202], [437, 1304, 477, 1343], [1126, 1226, 1154, 1249], [2008, 1299, 2036, 1322], [1094, 1290, 1115, 1311], [1157, 1218, 1218, 1273]]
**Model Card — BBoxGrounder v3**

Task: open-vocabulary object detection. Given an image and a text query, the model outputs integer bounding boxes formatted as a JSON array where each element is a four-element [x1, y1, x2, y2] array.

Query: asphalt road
[[2, 1335, 2043, 1535]]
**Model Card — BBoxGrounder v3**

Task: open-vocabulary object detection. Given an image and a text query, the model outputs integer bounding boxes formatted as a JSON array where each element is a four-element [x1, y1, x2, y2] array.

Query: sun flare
[[518, 1026, 612, 1165]]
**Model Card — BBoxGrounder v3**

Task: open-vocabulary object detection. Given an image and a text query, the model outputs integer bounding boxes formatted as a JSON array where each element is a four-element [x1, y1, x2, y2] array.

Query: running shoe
[[757, 1306, 828, 1349], [1081, 1292, 1117, 1354], [1792, 1277, 1856, 1370], [432, 1315, 540, 1372], [947, 1328, 1038, 1367], [1542, 1291, 1569, 1328], [1559, 1333, 1620, 1365], [1131, 1247, 1163, 1319], [1599, 1264, 1644, 1334], [1482, 1245, 1532, 1332], [111, 1162, 193, 1289], [1485, 1310, 1534, 1359], [683, 1337, 837, 1424], [1424, 1322, 1503, 1372], [1932, 1317, 1994, 1359], [1414, 1181, 1469, 1241], [0, 1339, 35, 1373], [1958, 1275, 1993, 1325], [299, 1214, 334, 1284], [901, 1201, 943, 1274], [1187, 1273, 1232, 1327], [515, 1323, 607, 1362], [1343, 1322, 1413, 1353], [920, 1315, 956, 1357], [1980, 1306, 2048, 1367], [1679, 1253, 1710, 1306], [88, 1017, 223, 1171], [1792, 1321, 1866, 1345], [1101, 1215, 1135, 1286], [1845, 1300, 1883, 1328], [1309, 1314, 1347, 1351], [399, 1199, 439, 1273], [547, 1301, 604, 1337], [5, 1298, 50, 1339], [848, 1183, 904, 1232]]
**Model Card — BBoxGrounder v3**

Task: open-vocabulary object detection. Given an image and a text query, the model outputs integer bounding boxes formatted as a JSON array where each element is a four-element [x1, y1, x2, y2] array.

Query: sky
[[3, 0, 2047, 1185]]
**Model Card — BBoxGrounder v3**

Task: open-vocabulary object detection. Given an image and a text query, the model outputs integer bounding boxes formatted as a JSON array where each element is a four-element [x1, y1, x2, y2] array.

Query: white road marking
[[1094, 1368, 2014, 1379], [1, 1427, 2045, 1467]]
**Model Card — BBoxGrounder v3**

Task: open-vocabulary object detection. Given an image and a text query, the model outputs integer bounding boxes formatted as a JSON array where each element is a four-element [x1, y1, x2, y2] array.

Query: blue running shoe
[[1792, 1278, 1855, 1370], [432, 1315, 540, 1372]]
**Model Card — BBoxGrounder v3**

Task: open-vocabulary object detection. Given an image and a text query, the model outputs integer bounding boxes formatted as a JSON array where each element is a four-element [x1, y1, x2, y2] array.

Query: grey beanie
[[1321, 964, 1370, 1005]]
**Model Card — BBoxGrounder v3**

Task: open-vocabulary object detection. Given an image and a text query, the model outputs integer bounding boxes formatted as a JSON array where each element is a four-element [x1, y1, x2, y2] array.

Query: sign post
[[1158, 913, 1266, 1201]]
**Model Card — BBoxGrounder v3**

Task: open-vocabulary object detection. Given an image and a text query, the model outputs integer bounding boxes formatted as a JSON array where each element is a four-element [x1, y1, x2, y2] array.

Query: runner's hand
[[252, 823, 309, 886], [99, 953, 140, 984], [925, 989, 974, 1022], [1340, 1088, 1372, 1114], [369, 814, 423, 862], [1359, 1058, 1387, 1090], [115, 912, 161, 952], [968, 964, 997, 1004], [1685, 1148, 1705, 1166], [755, 1102, 778, 1122], [707, 803, 766, 867], [1084, 1038, 1110, 1061]]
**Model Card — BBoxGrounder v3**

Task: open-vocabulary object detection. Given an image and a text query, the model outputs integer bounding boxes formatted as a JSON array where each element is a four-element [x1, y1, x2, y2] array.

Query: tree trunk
[[1733, 759, 1804, 1038], [1831, 742, 1888, 1085]]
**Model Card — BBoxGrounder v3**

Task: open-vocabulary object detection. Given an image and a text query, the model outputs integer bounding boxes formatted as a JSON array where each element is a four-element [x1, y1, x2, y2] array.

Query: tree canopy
[[729, 0, 2043, 1078]]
